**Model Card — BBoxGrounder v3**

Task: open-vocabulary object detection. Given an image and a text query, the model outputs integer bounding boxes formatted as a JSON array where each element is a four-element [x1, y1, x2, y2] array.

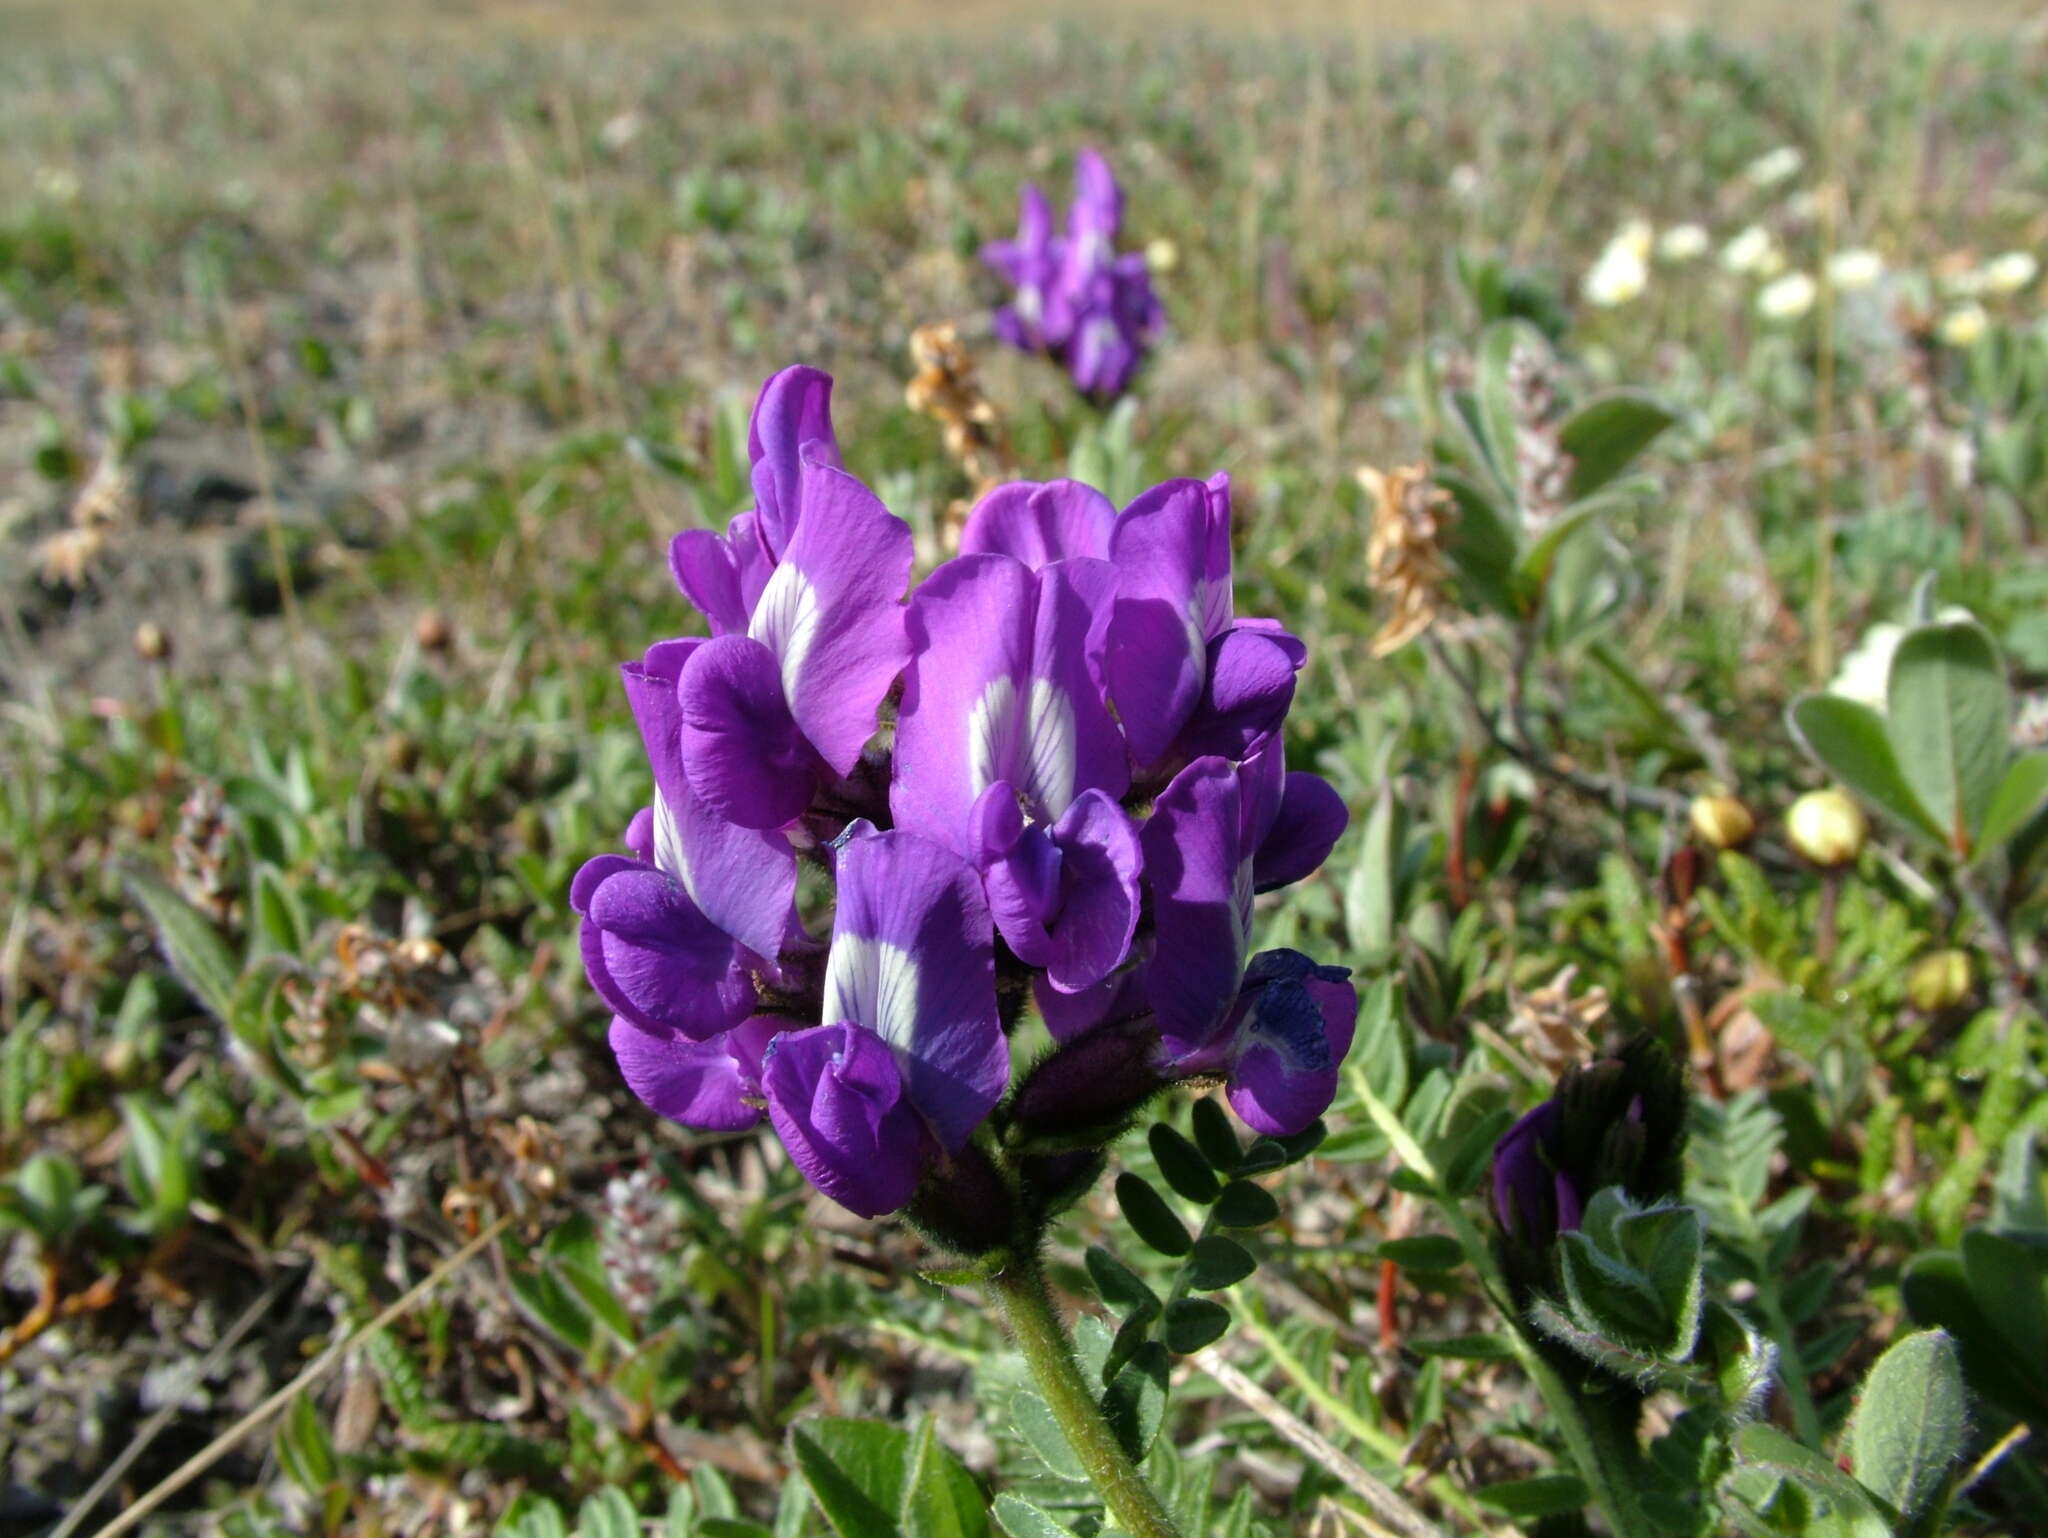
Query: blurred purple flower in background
[[575, 364, 1351, 1219], [983, 148, 1164, 401]]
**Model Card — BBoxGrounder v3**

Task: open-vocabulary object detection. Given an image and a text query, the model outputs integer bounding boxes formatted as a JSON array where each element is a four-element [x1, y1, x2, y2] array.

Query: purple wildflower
[[982, 149, 1164, 401], [579, 363, 1356, 1220]]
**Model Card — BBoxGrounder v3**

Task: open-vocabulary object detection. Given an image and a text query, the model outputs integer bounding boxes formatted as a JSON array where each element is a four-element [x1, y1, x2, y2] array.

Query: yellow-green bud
[[1906, 949, 1973, 1014], [1786, 788, 1868, 868], [1689, 792, 1756, 850]]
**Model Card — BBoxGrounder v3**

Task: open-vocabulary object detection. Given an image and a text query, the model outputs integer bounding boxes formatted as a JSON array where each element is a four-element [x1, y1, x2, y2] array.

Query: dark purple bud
[[1004, 1019, 1168, 1151]]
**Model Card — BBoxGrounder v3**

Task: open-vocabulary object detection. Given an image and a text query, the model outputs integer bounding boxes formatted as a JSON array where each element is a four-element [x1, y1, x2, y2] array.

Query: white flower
[[1583, 221, 1653, 308], [1657, 223, 1710, 262], [1722, 224, 1783, 277], [1826, 249, 1885, 290], [1145, 237, 1179, 275], [1744, 146, 1804, 189], [1448, 164, 1483, 202], [599, 111, 644, 152], [1757, 271, 1817, 321], [1939, 303, 1989, 347], [1981, 250, 2039, 296]]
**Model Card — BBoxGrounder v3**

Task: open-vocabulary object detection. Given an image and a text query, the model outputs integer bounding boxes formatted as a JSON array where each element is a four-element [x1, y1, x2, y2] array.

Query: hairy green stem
[[988, 1251, 1184, 1538]]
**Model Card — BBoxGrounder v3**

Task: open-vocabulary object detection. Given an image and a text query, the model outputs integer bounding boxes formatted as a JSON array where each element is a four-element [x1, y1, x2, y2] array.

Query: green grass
[[1, 3, 2044, 1534]]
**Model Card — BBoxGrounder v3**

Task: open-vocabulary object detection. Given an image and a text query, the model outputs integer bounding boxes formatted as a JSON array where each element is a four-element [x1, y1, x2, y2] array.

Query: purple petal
[[677, 634, 819, 829], [959, 480, 1117, 567], [893, 554, 1033, 848], [1493, 1101, 1566, 1240], [1070, 148, 1123, 241], [610, 1015, 775, 1131], [621, 642, 796, 958], [1036, 788, 1144, 993], [1226, 971, 1357, 1137], [755, 460, 912, 776], [974, 783, 1066, 959], [1141, 757, 1252, 1059], [669, 512, 776, 637], [894, 553, 1123, 844], [1253, 772, 1349, 892], [1067, 311, 1138, 399], [824, 830, 1006, 1149], [1107, 477, 1234, 767], [748, 366, 840, 560], [1179, 626, 1303, 761], [575, 859, 755, 1040], [1034, 951, 1151, 1043], [762, 1023, 929, 1218]]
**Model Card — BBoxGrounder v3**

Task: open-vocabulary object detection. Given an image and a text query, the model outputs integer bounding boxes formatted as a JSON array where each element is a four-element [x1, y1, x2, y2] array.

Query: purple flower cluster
[[575, 366, 1352, 1219], [983, 148, 1164, 401]]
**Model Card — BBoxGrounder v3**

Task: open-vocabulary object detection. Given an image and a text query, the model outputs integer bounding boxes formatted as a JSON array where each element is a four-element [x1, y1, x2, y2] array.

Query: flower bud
[[133, 621, 172, 663], [1906, 949, 1973, 1014], [1688, 792, 1755, 851], [415, 609, 453, 653], [1492, 1035, 1687, 1302], [1786, 788, 1868, 868], [904, 1141, 1015, 1260], [1003, 1021, 1167, 1152]]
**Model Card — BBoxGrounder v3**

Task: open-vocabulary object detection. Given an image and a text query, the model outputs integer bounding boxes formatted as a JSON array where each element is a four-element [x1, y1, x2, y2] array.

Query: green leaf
[[1100, 1341, 1170, 1461], [990, 1495, 1083, 1538], [1211, 1181, 1281, 1229], [1961, 1228, 2048, 1368], [1475, 321, 1537, 505], [1472, 1474, 1589, 1518], [1376, 1235, 1464, 1272], [1343, 785, 1398, 963], [1189, 1097, 1242, 1174], [791, 1418, 911, 1538], [899, 1416, 990, 1538], [1010, 1393, 1087, 1483], [1408, 1333, 1516, 1360], [1557, 391, 1675, 501], [498, 1494, 569, 1538], [1977, 752, 2048, 855], [1848, 1330, 1968, 1531], [1184, 1235, 1257, 1291], [125, 867, 241, 1027], [1115, 1174, 1191, 1257], [1161, 1298, 1230, 1354], [697, 1521, 776, 1538], [1887, 620, 2012, 854], [1437, 469, 1521, 617], [575, 1488, 639, 1538], [1788, 694, 1942, 841], [1085, 1246, 1160, 1319], [1731, 1425, 1894, 1538], [275, 1392, 336, 1494], [1148, 1125, 1220, 1204]]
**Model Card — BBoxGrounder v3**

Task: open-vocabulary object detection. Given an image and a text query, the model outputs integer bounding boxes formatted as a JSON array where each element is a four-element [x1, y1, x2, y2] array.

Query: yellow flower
[[1786, 789, 1868, 868], [1938, 303, 1989, 348]]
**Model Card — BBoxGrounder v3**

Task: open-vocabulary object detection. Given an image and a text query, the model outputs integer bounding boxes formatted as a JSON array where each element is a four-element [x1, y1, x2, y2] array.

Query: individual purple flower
[[893, 551, 1143, 991], [677, 458, 914, 830], [669, 366, 841, 634], [763, 829, 1008, 1216], [984, 183, 1063, 355], [1492, 1100, 1583, 1246], [1105, 753, 1350, 1127], [610, 1014, 781, 1132], [619, 637, 798, 960], [1103, 474, 1304, 772]]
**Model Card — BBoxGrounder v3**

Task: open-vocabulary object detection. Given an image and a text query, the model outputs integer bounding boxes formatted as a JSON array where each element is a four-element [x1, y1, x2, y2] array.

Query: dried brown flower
[[1505, 964, 1611, 1076], [1359, 462, 1456, 657], [906, 323, 1017, 552]]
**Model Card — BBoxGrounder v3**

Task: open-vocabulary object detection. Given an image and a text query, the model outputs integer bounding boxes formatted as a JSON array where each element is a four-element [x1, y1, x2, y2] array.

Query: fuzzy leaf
[[1148, 1124, 1220, 1204], [1849, 1330, 1968, 1532], [1788, 694, 1942, 841], [1886, 620, 2011, 855], [1115, 1174, 1191, 1257], [1558, 390, 1675, 501]]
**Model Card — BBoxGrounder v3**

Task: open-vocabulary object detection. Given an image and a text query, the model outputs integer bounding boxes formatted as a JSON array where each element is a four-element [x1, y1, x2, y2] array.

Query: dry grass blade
[[85, 1215, 511, 1538], [1193, 1347, 1455, 1538]]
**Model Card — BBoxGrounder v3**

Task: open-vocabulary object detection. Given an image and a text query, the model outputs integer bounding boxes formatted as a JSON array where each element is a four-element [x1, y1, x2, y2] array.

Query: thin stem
[[987, 1250, 1184, 1538], [1955, 864, 2040, 1010]]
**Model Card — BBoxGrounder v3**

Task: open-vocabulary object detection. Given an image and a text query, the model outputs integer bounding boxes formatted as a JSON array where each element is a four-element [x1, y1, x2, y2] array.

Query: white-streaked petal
[[821, 934, 923, 1054], [748, 561, 823, 702], [1020, 678, 1078, 819], [967, 674, 1021, 799]]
